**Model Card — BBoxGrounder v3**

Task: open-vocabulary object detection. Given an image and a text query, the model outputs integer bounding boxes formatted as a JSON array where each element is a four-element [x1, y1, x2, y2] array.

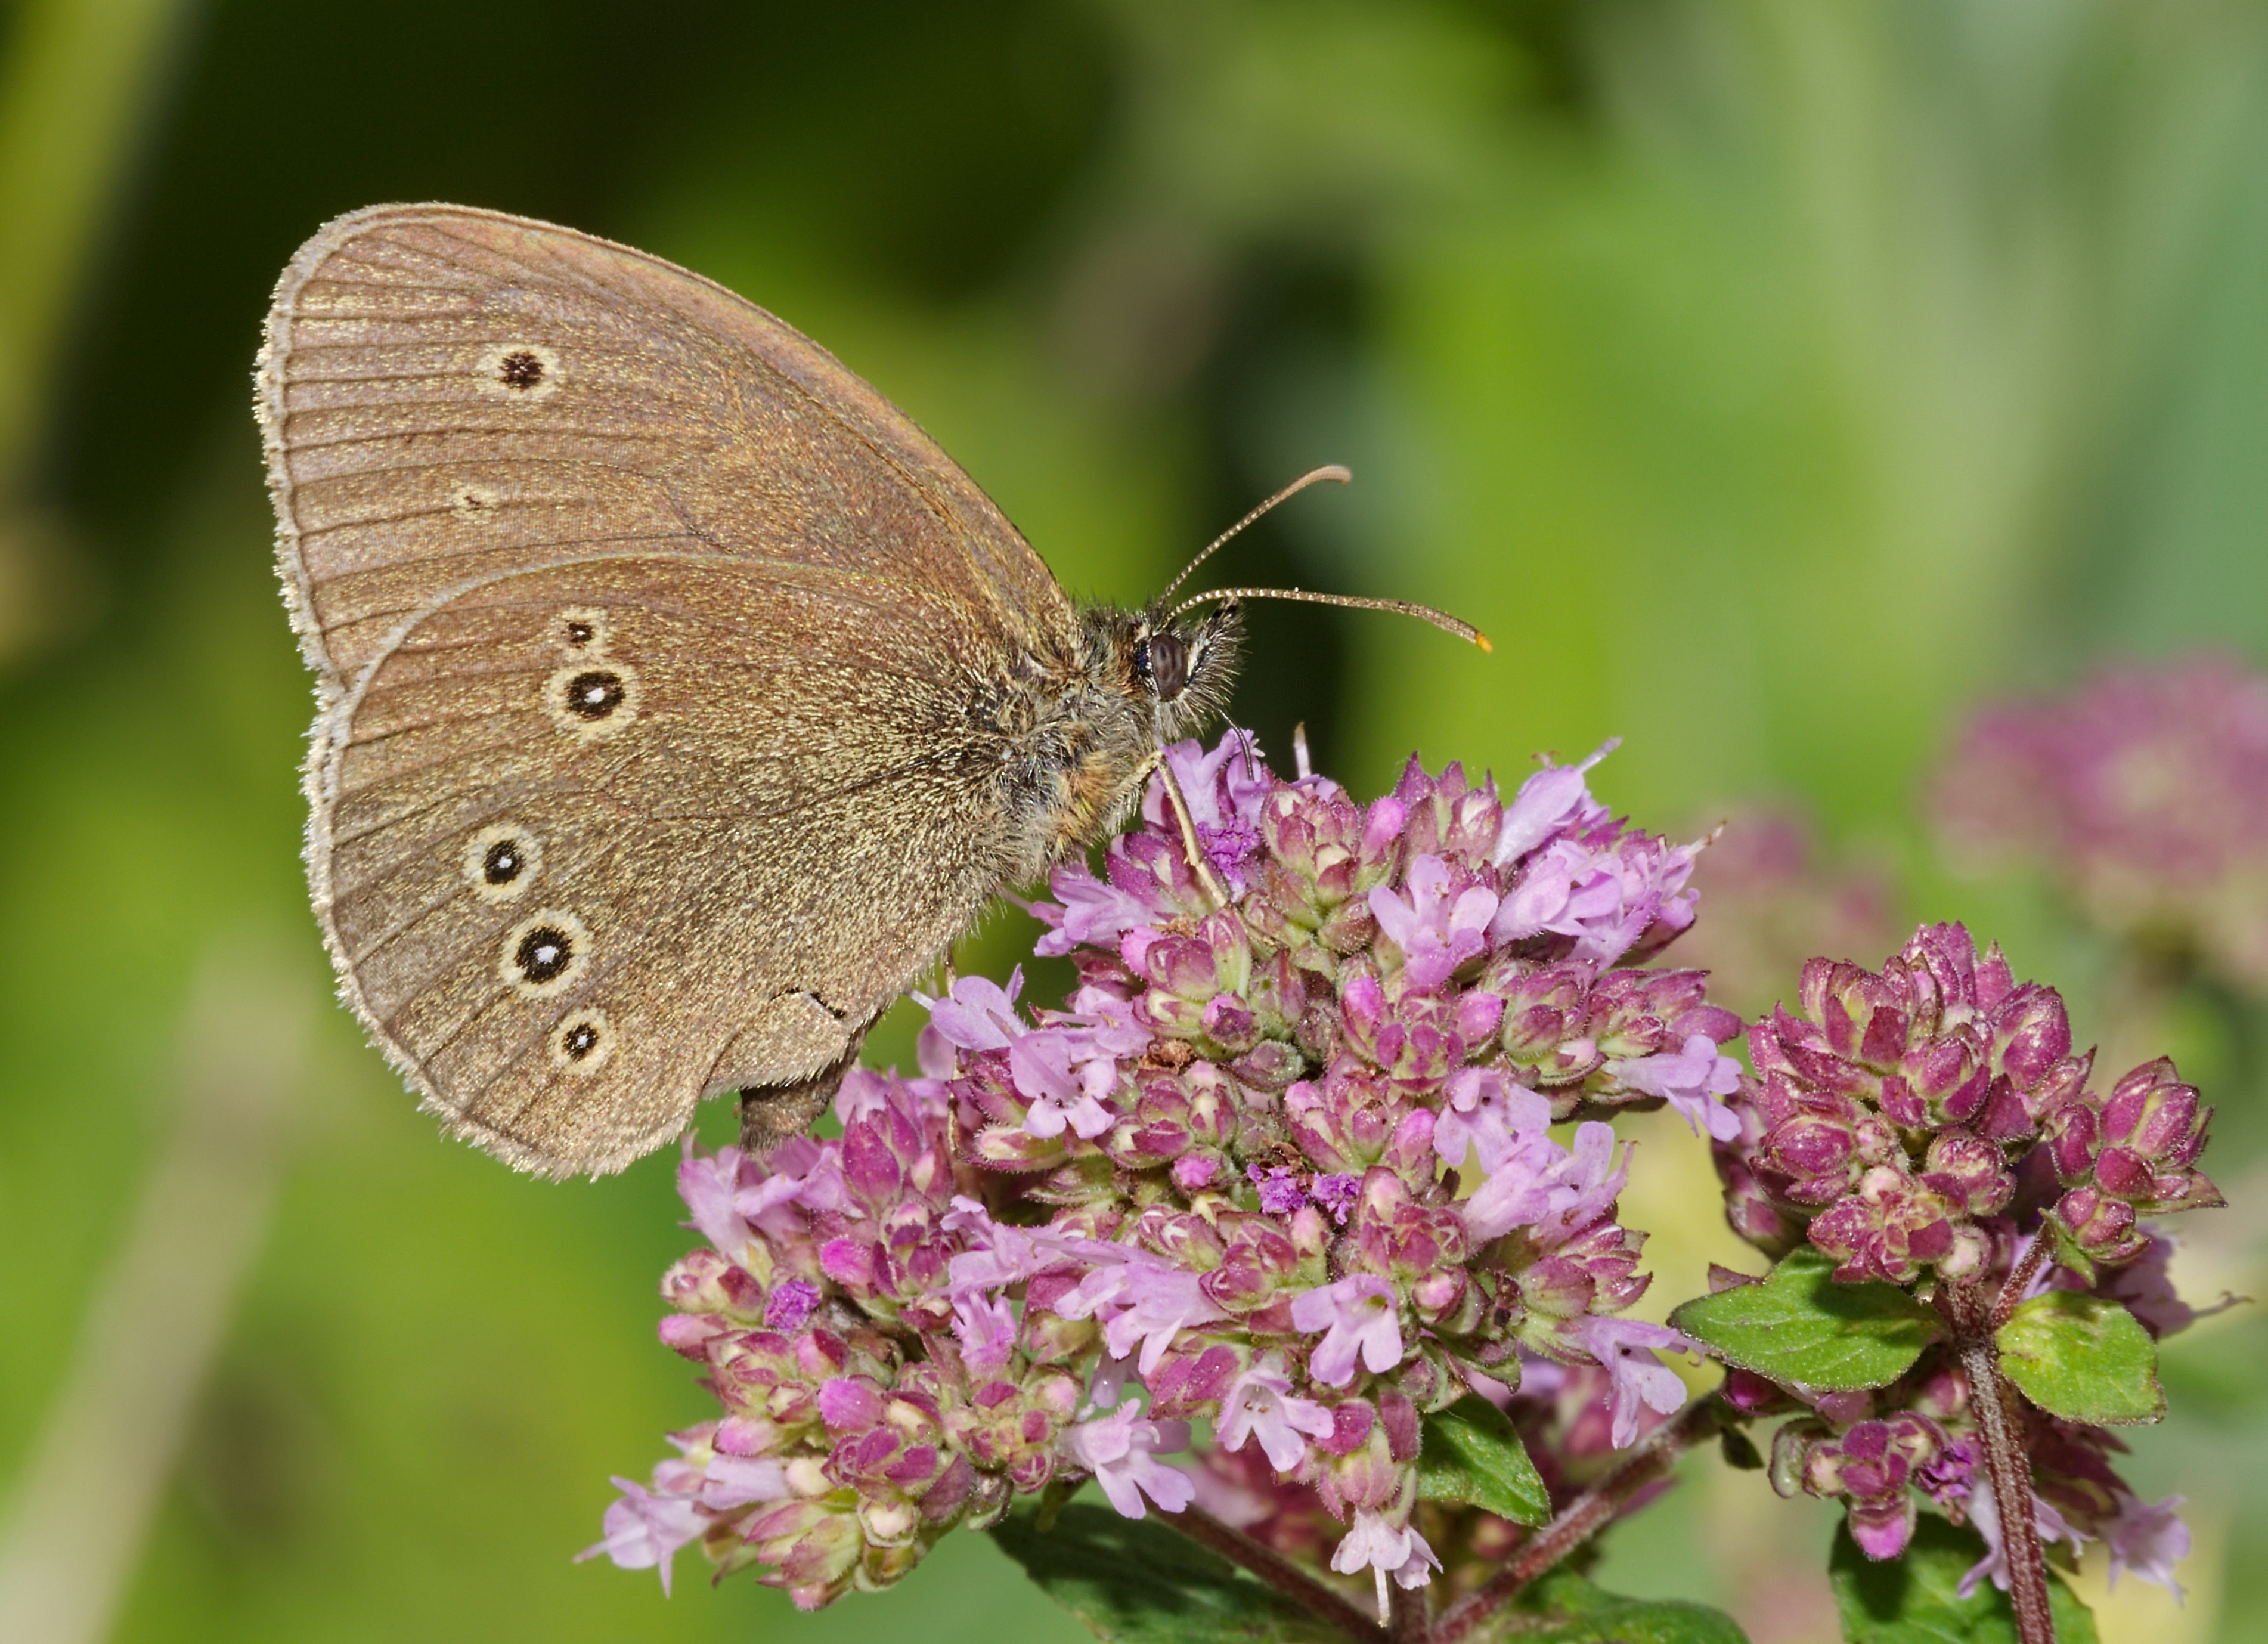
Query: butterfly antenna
[[1155, 464, 1353, 606], [1170, 585, 1492, 652]]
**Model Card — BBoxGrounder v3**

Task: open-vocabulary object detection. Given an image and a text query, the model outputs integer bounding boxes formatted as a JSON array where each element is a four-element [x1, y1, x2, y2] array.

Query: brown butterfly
[[258, 204, 1478, 1178]]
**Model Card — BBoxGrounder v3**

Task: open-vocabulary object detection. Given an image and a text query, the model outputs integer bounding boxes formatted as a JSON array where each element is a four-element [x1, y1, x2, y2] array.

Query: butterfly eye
[[1145, 631, 1191, 701]]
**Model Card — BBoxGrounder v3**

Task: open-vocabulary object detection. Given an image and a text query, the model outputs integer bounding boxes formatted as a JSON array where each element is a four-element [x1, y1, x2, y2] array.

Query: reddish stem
[[1155, 1504, 1388, 1644], [1946, 1283, 2058, 1644], [1432, 1398, 1722, 1644], [1389, 1581, 1430, 1644], [1992, 1233, 2053, 1332]]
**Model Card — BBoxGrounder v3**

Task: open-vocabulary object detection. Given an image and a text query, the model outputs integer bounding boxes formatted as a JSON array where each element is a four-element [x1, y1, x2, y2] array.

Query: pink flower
[[1008, 1029, 1116, 1140], [1061, 1402, 1195, 1519], [1494, 740, 1618, 866], [1057, 1247, 1230, 1374], [952, 1289, 1018, 1373], [921, 971, 1027, 1051], [1957, 1482, 2089, 1599], [1217, 1354, 1337, 1470], [2104, 1491, 2189, 1600], [1329, 1507, 1442, 1622], [1577, 1315, 1690, 1447], [1034, 864, 1159, 956], [1291, 1274, 1403, 1386], [677, 1143, 754, 1255], [1606, 1033, 1743, 1141], [1368, 854, 1499, 990], [1144, 735, 1274, 895], [1492, 831, 1702, 967], [1461, 1121, 1627, 1244], [699, 1454, 790, 1512], [1433, 1066, 1553, 1172], [579, 1476, 706, 1595]]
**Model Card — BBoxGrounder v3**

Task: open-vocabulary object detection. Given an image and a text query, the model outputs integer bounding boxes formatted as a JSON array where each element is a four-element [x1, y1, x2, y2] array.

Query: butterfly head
[[1121, 601, 1242, 740]]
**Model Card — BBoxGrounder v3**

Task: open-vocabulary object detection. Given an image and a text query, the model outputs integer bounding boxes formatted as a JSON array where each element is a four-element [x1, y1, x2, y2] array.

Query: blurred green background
[[2, 2, 2265, 1640]]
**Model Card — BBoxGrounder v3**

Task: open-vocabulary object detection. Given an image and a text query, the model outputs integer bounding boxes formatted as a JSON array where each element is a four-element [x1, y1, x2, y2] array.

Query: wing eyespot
[[464, 822, 543, 905], [501, 909, 591, 998], [543, 659, 640, 740], [549, 1008, 615, 1074], [554, 606, 609, 653], [475, 342, 562, 400]]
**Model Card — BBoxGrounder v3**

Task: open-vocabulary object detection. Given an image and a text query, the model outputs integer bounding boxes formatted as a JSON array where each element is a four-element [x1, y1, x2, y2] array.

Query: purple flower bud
[[2054, 1185, 2148, 1263], [1922, 1128, 2015, 1216]]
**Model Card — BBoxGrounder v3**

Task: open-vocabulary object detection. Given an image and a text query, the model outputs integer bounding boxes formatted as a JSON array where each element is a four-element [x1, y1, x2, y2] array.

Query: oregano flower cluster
[[584, 735, 1739, 1611], [1700, 922, 2217, 1597]]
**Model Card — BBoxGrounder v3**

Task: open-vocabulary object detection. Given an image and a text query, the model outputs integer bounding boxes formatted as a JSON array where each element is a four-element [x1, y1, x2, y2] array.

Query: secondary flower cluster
[[1933, 654, 2268, 995], [1709, 922, 2217, 1592], [1718, 922, 2220, 1287], [1724, 1233, 2205, 1599], [586, 735, 1738, 1611]]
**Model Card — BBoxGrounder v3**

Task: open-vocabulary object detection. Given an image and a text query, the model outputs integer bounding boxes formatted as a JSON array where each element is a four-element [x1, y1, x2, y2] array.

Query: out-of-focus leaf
[[1460, 1567, 1750, 1644], [989, 1501, 1348, 1644], [1996, 1291, 2165, 1426], [1417, 1393, 1551, 1525], [1828, 1516, 2098, 1644], [1669, 1249, 1943, 1391]]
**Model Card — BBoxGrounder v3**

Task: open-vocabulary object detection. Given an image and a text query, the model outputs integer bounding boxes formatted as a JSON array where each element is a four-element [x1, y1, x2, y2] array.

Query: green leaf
[[989, 1499, 1347, 1644], [1829, 1515, 2098, 1644], [1668, 1249, 1944, 1391], [1417, 1394, 1552, 1525], [1460, 1568, 1750, 1644], [1996, 1290, 2166, 1425]]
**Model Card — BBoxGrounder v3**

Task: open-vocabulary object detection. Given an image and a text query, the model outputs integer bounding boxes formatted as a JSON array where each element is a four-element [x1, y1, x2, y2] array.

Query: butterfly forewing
[[260, 205, 1077, 1175]]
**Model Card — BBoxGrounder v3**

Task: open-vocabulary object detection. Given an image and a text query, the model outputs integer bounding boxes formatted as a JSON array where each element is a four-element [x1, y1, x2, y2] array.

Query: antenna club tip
[[1319, 463, 1353, 484], [1473, 631, 1494, 654]]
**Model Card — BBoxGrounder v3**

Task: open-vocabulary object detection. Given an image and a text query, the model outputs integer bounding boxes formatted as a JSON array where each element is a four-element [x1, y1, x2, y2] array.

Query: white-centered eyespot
[[554, 606, 609, 654], [548, 1007, 615, 1075], [543, 658, 640, 741], [500, 909, 591, 998], [475, 342, 563, 400], [463, 822, 543, 905]]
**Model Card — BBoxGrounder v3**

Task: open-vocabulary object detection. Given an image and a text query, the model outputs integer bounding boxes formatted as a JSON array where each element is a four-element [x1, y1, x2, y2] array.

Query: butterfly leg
[[738, 1036, 864, 1154]]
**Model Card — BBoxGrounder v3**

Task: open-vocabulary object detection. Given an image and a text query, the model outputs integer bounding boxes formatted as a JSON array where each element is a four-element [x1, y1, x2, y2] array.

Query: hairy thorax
[[977, 602, 1241, 890]]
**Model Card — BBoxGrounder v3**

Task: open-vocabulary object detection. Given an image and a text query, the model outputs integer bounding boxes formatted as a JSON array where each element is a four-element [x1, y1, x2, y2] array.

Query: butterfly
[[258, 204, 1477, 1178]]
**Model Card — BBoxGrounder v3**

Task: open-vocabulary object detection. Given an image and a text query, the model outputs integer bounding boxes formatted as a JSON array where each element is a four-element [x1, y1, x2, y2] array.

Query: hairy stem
[[1947, 1284, 2058, 1644], [1991, 1233, 2053, 1332], [1155, 1505, 1388, 1644], [1432, 1398, 1722, 1644], [1389, 1580, 1430, 1644]]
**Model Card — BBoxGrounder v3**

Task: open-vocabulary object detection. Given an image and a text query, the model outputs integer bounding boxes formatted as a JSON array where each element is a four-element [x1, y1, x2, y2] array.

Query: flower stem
[[1991, 1233, 2052, 1332], [1432, 1397, 1722, 1644], [1154, 1504, 1389, 1644], [1946, 1284, 2058, 1644], [1388, 1581, 1429, 1644]]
